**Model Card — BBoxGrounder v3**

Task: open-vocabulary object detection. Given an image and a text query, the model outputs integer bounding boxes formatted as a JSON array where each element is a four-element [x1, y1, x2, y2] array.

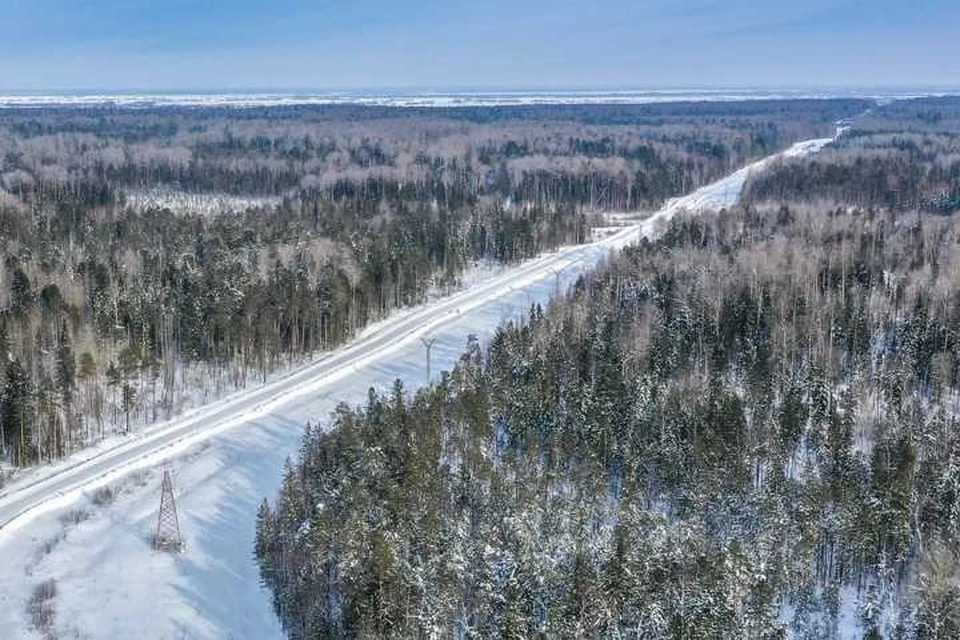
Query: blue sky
[[2, 0, 958, 91]]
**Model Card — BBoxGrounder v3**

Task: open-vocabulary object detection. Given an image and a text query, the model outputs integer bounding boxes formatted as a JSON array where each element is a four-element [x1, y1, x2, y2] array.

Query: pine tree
[[1, 359, 34, 466], [55, 323, 76, 433], [916, 539, 960, 639]]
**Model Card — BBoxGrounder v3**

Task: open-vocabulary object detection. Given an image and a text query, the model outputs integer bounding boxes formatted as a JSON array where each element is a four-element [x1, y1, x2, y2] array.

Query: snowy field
[[125, 189, 283, 216], [0, 89, 950, 109], [0, 137, 835, 639]]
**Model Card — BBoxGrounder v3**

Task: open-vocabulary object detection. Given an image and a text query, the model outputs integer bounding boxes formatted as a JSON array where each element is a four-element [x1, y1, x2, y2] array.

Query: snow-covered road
[[0, 136, 832, 639]]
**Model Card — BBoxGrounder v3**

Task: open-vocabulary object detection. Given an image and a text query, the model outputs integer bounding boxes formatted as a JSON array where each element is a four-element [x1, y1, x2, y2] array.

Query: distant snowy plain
[[0, 89, 950, 109], [0, 136, 835, 639]]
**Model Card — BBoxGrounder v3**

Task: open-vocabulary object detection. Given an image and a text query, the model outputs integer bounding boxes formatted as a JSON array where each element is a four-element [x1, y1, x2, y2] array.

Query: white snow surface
[[0, 89, 951, 109], [125, 188, 283, 216], [0, 137, 832, 639]]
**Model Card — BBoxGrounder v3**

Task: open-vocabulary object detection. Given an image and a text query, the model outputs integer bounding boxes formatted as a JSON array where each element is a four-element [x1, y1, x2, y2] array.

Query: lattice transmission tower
[[421, 336, 437, 383], [155, 465, 183, 552]]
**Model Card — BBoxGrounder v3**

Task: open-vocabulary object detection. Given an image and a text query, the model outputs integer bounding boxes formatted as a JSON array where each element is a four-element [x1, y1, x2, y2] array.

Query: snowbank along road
[[0, 136, 832, 639]]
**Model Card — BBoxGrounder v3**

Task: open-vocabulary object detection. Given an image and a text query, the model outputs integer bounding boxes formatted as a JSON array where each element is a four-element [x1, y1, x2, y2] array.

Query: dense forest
[[745, 98, 960, 215], [257, 198, 960, 637], [0, 100, 862, 471]]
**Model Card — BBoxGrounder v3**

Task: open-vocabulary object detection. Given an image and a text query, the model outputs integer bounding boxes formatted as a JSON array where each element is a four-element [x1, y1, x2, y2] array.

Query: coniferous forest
[[256, 98, 960, 638], [745, 99, 960, 215], [0, 100, 859, 471], [8, 0, 960, 637]]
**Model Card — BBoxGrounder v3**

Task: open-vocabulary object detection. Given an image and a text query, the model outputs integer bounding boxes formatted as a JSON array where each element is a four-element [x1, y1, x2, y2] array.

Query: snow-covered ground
[[0, 89, 950, 109], [0, 137, 834, 639], [125, 188, 283, 216]]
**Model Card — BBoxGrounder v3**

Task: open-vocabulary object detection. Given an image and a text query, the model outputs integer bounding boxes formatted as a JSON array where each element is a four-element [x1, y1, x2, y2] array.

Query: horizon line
[[2, 84, 960, 96]]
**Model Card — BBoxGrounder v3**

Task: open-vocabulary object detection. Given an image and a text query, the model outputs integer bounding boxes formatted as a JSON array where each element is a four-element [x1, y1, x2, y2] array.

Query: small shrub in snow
[[28, 579, 57, 637], [59, 508, 90, 526], [91, 485, 115, 506]]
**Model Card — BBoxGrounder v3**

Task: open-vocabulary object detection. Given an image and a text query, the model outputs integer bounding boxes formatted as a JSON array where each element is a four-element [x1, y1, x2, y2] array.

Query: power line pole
[[155, 464, 183, 552], [549, 267, 562, 294], [421, 337, 437, 383]]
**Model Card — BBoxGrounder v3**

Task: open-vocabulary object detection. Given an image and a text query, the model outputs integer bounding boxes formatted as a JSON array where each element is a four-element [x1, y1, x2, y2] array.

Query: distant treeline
[[745, 97, 960, 214]]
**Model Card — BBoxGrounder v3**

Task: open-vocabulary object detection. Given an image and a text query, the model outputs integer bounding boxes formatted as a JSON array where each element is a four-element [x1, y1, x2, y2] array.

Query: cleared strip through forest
[[0, 136, 833, 542]]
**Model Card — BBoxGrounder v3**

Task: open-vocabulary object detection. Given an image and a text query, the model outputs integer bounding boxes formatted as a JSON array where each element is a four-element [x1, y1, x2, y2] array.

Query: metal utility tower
[[421, 337, 437, 383], [549, 266, 563, 293], [155, 465, 183, 552]]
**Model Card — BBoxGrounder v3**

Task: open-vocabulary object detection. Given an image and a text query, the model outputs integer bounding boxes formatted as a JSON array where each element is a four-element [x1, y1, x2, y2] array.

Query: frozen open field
[[0, 89, 949, 109]]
